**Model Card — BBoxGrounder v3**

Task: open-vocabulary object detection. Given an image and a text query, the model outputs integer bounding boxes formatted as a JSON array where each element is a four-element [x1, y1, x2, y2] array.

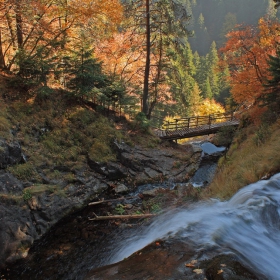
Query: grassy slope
[[0, 74, 162, 189], [206, 120, 280, 200]]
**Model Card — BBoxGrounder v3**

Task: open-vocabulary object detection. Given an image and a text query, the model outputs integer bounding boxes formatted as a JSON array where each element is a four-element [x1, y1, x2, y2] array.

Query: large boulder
[[87, 141, 202, 186], [112, 141, 202, 185]]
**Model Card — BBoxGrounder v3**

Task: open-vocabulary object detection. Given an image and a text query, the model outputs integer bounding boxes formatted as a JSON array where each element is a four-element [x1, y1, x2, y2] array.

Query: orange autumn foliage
[[94, 30, 173, 106], [221, 18, 280, 110], [0, 0, 123, 70], [94, 31, 145, 82]]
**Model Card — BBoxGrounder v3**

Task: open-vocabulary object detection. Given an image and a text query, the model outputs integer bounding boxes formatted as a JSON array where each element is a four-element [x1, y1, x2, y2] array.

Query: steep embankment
[[207, 119, 280, 199], [0, 77, 202, 268]]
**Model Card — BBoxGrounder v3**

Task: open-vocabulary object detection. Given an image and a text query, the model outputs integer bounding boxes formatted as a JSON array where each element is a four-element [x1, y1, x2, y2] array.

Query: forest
[[2, 1, 280, 278], [0, 0, 280, 124]]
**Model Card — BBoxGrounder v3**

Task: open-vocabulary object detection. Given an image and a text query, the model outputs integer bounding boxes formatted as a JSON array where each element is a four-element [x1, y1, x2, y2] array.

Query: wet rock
[[114, 184, 129, 194], [87, 159, 128, 180], [144, 167, 161, 179], [0, 204, 38, 268], [85, 241, 259, 280], [112, 141, 202, 185], [0, 139, 24, 169], [141, 189, 158, 198], [0, 171, 23, 194], [202, 254, 259, 280], [88, 141, 202, 186]]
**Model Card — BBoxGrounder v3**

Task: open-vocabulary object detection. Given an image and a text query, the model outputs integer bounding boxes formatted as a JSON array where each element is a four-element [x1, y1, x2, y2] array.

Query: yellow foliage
[[195, 98, 225, 116]]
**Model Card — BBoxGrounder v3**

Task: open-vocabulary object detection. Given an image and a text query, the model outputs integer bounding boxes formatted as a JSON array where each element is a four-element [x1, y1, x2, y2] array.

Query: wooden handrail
[[159, 112, 238, 131], [153, 111, 239, 140]]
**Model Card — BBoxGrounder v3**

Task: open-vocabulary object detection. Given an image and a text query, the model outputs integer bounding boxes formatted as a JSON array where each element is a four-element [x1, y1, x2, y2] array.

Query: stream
[[2, 142, 280, 279]]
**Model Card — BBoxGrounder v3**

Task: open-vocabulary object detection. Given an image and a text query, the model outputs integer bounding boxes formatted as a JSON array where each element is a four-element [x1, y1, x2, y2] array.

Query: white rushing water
[[110, 173, 280, 279]]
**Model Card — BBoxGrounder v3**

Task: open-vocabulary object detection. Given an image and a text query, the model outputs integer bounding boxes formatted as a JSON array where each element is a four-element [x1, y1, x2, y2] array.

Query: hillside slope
[[207, 119, 280, 199]]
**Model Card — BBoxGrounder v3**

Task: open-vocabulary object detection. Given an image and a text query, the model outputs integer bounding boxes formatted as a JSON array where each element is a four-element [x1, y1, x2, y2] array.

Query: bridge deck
[[153, 113, 239, 140]]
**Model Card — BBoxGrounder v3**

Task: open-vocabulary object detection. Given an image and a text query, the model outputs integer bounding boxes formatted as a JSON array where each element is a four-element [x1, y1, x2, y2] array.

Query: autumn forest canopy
[[1, 0, 280, 124]]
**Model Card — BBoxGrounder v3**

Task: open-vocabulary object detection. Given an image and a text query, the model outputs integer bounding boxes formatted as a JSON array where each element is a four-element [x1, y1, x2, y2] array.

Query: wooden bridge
[[153, 112, 239, 140]]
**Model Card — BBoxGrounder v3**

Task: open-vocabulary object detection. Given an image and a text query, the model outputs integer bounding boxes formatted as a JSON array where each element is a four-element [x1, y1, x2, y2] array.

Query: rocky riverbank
[[0, 137, 202, 269]]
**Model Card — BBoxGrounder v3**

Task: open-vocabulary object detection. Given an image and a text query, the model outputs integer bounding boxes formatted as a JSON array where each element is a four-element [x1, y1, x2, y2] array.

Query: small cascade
[[190, 141, 225, 187]]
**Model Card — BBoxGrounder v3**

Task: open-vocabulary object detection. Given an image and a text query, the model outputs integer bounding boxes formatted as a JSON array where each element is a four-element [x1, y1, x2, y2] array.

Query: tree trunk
[[15, 0, 23, 49], [147, 28, 163, 119], [5, 8, 17, 49], [142, 0, 151, 118], [0, 29, 6, 69]]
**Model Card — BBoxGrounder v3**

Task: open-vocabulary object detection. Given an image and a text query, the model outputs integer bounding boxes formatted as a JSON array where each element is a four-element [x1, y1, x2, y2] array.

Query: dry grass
[[8, 163, 38, 181], [1, 86, 131, 183], [0, 96, 12, 139], [0, 193, 23, 205], [206, 121, 280, 200]]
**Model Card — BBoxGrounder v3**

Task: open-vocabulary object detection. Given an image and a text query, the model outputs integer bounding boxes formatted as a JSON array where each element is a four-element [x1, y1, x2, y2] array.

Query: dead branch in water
[[88, 196, 138, 206], [88, 212, 155, 221]]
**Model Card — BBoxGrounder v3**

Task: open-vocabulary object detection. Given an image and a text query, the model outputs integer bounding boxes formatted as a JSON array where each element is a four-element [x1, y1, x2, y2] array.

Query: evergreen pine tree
[[67, 48, 107, 99], [262, 49, 280, 112], [204, 77, 213, 99], [195, 55, 208, 97], [207, 41, 219, 97], [184, 41, 196, 76]]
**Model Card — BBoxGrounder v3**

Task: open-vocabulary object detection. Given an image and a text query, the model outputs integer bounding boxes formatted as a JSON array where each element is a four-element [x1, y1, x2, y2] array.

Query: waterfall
[[109, 173, 280, 279]]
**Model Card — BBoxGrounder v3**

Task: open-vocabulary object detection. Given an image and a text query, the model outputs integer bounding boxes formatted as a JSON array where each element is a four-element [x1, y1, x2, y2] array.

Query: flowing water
[[107, 173, 280, 279], [190, 141, 225, 187]]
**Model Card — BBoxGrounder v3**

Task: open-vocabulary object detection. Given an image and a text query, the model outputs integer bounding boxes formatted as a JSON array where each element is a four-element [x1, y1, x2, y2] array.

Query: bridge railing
[[161, 112, 236, 131]]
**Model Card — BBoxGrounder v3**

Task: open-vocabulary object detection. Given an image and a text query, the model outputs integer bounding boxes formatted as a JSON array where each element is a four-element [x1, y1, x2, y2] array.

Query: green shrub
[[43, 138, 61, 153], [69, 108, 96, 126], [35, 86, 54, 103], [151, 203, 161, 213], [213, 125, 237, 147], [22, 189, 32, 201], [253, 124, 271, 146], [133, 112, 150, 132], [64, 173, 76, 183], [114, 204, 126, 215]]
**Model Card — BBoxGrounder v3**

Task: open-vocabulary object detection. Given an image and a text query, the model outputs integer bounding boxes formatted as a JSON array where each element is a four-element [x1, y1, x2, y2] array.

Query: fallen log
[[88, 213, 155, 221], [88, 196, 138, 206]]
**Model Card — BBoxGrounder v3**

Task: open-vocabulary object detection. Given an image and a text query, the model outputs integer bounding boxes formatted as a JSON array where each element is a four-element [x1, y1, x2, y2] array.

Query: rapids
[[108, 173, 280, 279]]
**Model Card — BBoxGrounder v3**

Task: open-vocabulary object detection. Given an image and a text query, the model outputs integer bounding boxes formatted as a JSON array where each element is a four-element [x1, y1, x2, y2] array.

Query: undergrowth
[[3, 86, 127, 182], [2, 81, 160, 185], [0, 95, 12, 139]]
